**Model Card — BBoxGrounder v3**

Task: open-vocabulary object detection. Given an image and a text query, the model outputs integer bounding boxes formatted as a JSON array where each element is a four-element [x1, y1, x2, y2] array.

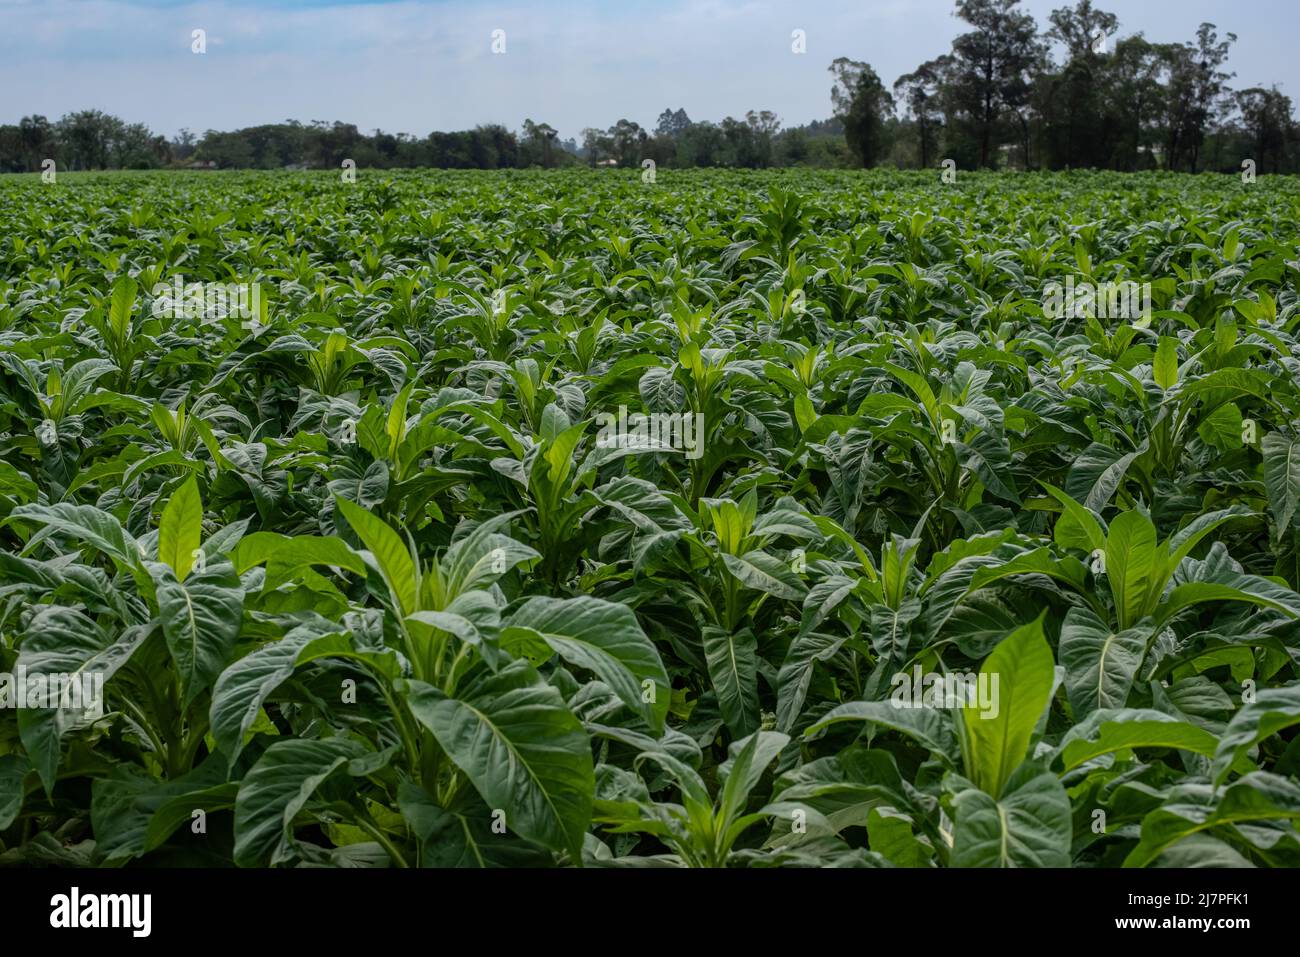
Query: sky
[[1, 0, 1296, 141]]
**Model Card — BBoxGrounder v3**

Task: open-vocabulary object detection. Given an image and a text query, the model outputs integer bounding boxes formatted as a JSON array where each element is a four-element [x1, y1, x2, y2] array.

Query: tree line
[[2, 1, 1296, 175], [852, 0, 1296, 172]]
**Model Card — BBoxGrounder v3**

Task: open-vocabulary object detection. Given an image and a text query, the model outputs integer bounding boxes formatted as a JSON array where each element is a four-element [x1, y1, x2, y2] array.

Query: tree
[[196, 130, 254, 168], [581, 127, 613, 166], [779, 128, 809, 165], [1159, 24, 1235, 171], [1237, 86, 1293, 174], [1100, 35, 1164, 170], [1035, 1, 1119, 168], [608, 119, 646, 167], [18, 115, 55, 171], [57, 110, 117, 170], [947, 0, 1044, 167], [676, 122, 724, 167], [829, 58, 894, 167], [172, 128, 198, 162], [522, 119, 558, 168], [655, 108, 692, 139], [1047, 0, 1116, 59], [894, 57, 950, 168]]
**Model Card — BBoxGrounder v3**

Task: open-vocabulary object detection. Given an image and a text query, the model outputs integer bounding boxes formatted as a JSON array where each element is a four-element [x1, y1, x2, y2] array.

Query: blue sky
[[1, 0, 1295, 140]]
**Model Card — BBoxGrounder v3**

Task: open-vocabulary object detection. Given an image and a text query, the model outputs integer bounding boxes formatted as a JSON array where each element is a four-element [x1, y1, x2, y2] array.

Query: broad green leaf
[[143, 782, 240, 852], [1212, 685, 1300, 784], [15, 607, 153, 792], [866, 806, 932, 867], [152, 559, 245, 707], [109, 273, 138, 338], [8, 502, 140, 567], [702, 625, 760, 737], [233, 737, 366, 866], [1054, 708, 1219, 771], [232, 532, 368, 591], [0, 755, 31, 830], [721, 550, 807, 600], [775, 630, 849, 733], [1154, 576, 1300, 627], [951, 762, 1071, 867], [334, 495, 417, 615], [209, 622, 336, 763], [1067, 440, 1148, 513], [158, 475, 203, 581], [962, 615, 1055, 798], [1153, 336, 1178, 391], [404, 660, 594, 858], [1125, 772, 1300, 867], [805, 700, 959, 765], [504, 595, 669, 734], [1059, 605, 1146, 716], [1105, 509, 1158, 629], [1262, 432, 1300, 538], [1040, 482, 1106, 554], [719, 730, 790, 826]]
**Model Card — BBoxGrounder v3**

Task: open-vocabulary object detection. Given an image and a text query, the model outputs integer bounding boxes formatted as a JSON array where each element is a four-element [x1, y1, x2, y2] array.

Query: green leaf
[[1067, 440, 1148, 513], [951, 762, 1072, 867], [504, 596, 669, 734], [152, 559, 245, 707], [209, 622, 335, 763], [233, 737, 365, 866], [232, 532, 368, 591], [1212, 685, 1300, 784], [1105, 509, 1158, 629], [1154, 576, 1300, 627], [109, 273, 138, 339], [1262, 432, 1300, 538], [1054, 709, 1219, 771], [719, 730, 790, 826], [1153, 336, 1178, 391], [775, 630, 849, 733], [866, 806, 932, 867], [721, 550, 807, 600], [1039, 482, 1106, 554], [8, 502, 140, 567], [404, 659, 594, 858], [805, 700, 959, 765], [962, 615, 1055, 798], [397, 782, 552, 867], [1059, 605, 1146, 717], [1125, 772, 1300, 867], [15, 607, 152, 792], [158, 475, 203, 581], [702, 625, 760, 737], [334, 495, 417, 615], [1197, 401, 1243, 450], [0, 755, 31, 830], [143, 782, 240, 852]]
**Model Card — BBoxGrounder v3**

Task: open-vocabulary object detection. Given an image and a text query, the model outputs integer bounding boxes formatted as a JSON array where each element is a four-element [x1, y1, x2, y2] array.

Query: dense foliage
[[2, 167, 1300, 868]]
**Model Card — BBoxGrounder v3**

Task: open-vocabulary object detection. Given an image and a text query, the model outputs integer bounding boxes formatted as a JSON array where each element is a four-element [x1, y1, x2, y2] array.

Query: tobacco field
[[3, 167, 1300, 868]]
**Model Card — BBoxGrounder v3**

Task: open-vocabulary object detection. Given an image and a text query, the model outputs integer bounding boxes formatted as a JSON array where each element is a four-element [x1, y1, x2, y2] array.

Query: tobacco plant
[[1, 168, 1300, 867]]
